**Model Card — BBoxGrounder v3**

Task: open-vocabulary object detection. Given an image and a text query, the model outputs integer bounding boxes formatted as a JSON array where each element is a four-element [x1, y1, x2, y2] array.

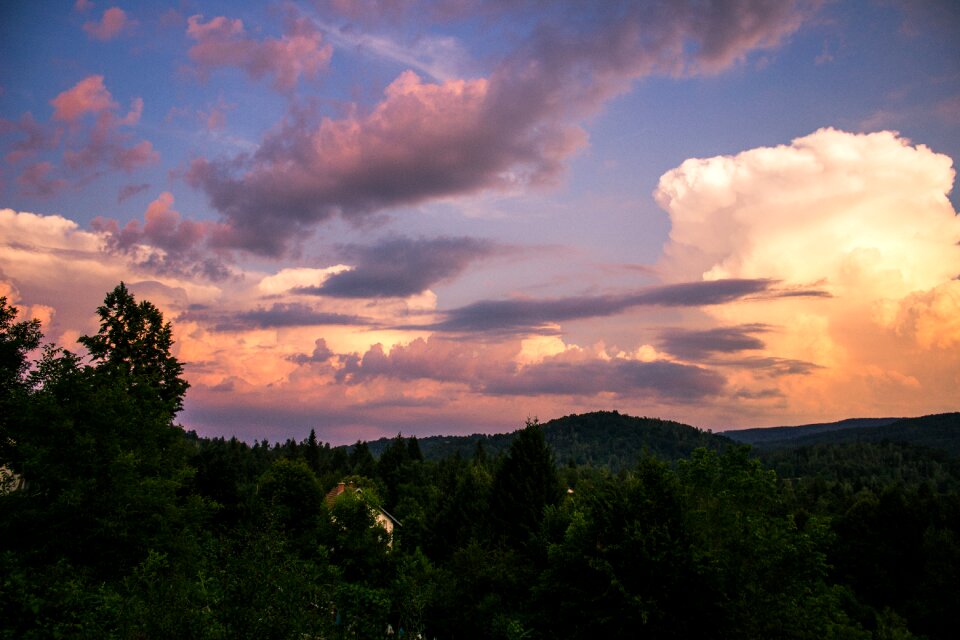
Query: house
[[325, 481, 402, 541], [0, 466, 26, 494]]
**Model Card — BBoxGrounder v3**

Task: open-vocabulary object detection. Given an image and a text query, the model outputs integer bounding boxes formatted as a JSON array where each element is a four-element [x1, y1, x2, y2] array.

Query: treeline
[[2, 288, 959, 639]]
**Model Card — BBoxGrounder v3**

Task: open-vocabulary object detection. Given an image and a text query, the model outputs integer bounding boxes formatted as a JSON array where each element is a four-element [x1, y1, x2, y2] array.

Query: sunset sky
[[2, 0, 959, 443]]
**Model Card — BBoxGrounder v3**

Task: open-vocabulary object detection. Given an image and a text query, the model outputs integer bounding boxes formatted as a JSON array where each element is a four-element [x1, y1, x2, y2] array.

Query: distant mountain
[[366, 411, 732, 471], [723, 418, 902, 446], [724, 413, 960, 456]]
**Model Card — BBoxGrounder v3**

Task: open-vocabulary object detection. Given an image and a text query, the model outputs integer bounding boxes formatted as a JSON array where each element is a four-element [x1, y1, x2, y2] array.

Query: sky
[[1, 0, 959, 444]]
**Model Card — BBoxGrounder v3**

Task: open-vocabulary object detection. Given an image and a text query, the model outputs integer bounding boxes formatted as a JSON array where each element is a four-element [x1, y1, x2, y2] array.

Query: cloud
[[186, 10, 333, 91], [92, 192, 233, 280], [212, 302, 373, 331], [297, 236, 501, 298], [51, 75, 117, 122], [319, 17, 473, 82], [420, 278, 824, 334], [486, 357, 724, 399], [654, 127, 960, 420], [83, 7, 136, 41], [287, 338, 335, 364], [0, 208, 218, 348], [117, 182, 150, 203], [2, 113, 62, 164], [46, 76, 157, 177], [335, 335, 724, 400], [188, 1, 818, 255], [17, 162, 67, 198], [657, 324, 769, 360]]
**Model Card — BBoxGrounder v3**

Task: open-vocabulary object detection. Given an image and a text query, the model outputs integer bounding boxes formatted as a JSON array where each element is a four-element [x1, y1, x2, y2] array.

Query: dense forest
[[2, 286, 959, 639]]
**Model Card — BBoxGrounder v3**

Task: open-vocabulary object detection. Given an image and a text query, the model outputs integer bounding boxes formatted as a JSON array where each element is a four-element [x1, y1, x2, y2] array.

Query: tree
[[78, 282, 188, 417], [490, 419, 562, 547], [0, 297, 43, 471], [0, 297, 42, 399]]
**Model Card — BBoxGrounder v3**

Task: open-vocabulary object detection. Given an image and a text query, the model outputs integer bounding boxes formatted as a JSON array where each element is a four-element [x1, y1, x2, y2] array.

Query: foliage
[[78, 282, 189, 417], [2, 286, 958, 639]]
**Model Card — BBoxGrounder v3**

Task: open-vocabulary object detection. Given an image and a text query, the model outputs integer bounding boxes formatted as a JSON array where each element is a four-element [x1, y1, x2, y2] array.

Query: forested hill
[[366, 411, 731, 470], [724, 412, 960, 455]]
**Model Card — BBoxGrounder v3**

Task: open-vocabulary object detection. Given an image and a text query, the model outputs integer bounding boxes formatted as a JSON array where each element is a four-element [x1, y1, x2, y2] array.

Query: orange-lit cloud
[[655, 128, 960, 423]]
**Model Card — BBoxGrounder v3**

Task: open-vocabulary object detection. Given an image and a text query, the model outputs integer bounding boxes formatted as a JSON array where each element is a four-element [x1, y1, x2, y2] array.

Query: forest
[[2, 286, 959, 639]]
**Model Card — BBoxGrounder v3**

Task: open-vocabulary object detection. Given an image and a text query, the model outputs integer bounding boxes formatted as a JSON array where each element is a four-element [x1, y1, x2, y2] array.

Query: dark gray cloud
[[184, 302, 372, 331], [188, 1, 817, 255], [722, 356, 821, 376], [335, 336, 724, 400], [417, 278, 826, 334], [484, 358, 725, 399], [287, 338, 335, 364], [657, 324, 769, 360], [297, 236, 501, 298], [117, 182, 150, 203]]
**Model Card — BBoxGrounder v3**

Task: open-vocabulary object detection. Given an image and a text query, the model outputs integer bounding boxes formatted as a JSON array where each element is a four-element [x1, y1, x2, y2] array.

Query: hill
[[724, 413, 960, 455], [366, 411, 732, 471]]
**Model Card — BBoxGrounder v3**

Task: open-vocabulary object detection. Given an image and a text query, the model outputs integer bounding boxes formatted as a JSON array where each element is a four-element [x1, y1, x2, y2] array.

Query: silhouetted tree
[[78, 282, 189, 417]]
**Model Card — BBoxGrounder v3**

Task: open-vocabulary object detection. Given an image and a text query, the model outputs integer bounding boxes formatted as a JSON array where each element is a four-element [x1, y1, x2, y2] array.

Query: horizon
[[2, 1, 959, 444]]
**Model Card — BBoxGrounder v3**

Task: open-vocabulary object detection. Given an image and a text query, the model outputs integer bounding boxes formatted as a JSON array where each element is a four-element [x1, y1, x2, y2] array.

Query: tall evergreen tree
[[490, 419, 562, 546], [78, 282, 189, 417]]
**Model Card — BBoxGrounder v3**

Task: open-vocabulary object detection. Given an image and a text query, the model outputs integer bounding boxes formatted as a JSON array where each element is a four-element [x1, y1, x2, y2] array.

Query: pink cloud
[[48, 76, 157, 175], [74, 0, 94, 12], [50, 75, 117, 122], [92, 192, 233, 279], [186, 11, 332, 91], [189, 1, 818, 256], [83, 7, 135, 41], [17, 162, 67, 197], [2, 113, 62, 164], [187, 70, 585, 254], [62, 113, 157, 173]]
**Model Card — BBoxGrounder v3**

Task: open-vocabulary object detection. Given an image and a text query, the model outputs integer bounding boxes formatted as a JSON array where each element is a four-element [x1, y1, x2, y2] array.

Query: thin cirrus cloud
[[418, 279, 829, 334], [186, 10, 333, 91], [187, 0, 817, 256], [296, 236, 503, 298]]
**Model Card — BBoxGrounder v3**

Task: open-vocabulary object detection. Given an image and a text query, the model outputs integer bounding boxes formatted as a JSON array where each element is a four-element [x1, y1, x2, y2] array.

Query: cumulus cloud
[[46, 76, 157, 178], [51, 75, 117, 122], [188, 0, 818, 255], [0, 208, 219, 347], [92, 192, 233, 280], [187, 10, 333, 91], [654, 127, 960, 420], [297, 236, 502, 298], [83, 7, 136, 41]]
